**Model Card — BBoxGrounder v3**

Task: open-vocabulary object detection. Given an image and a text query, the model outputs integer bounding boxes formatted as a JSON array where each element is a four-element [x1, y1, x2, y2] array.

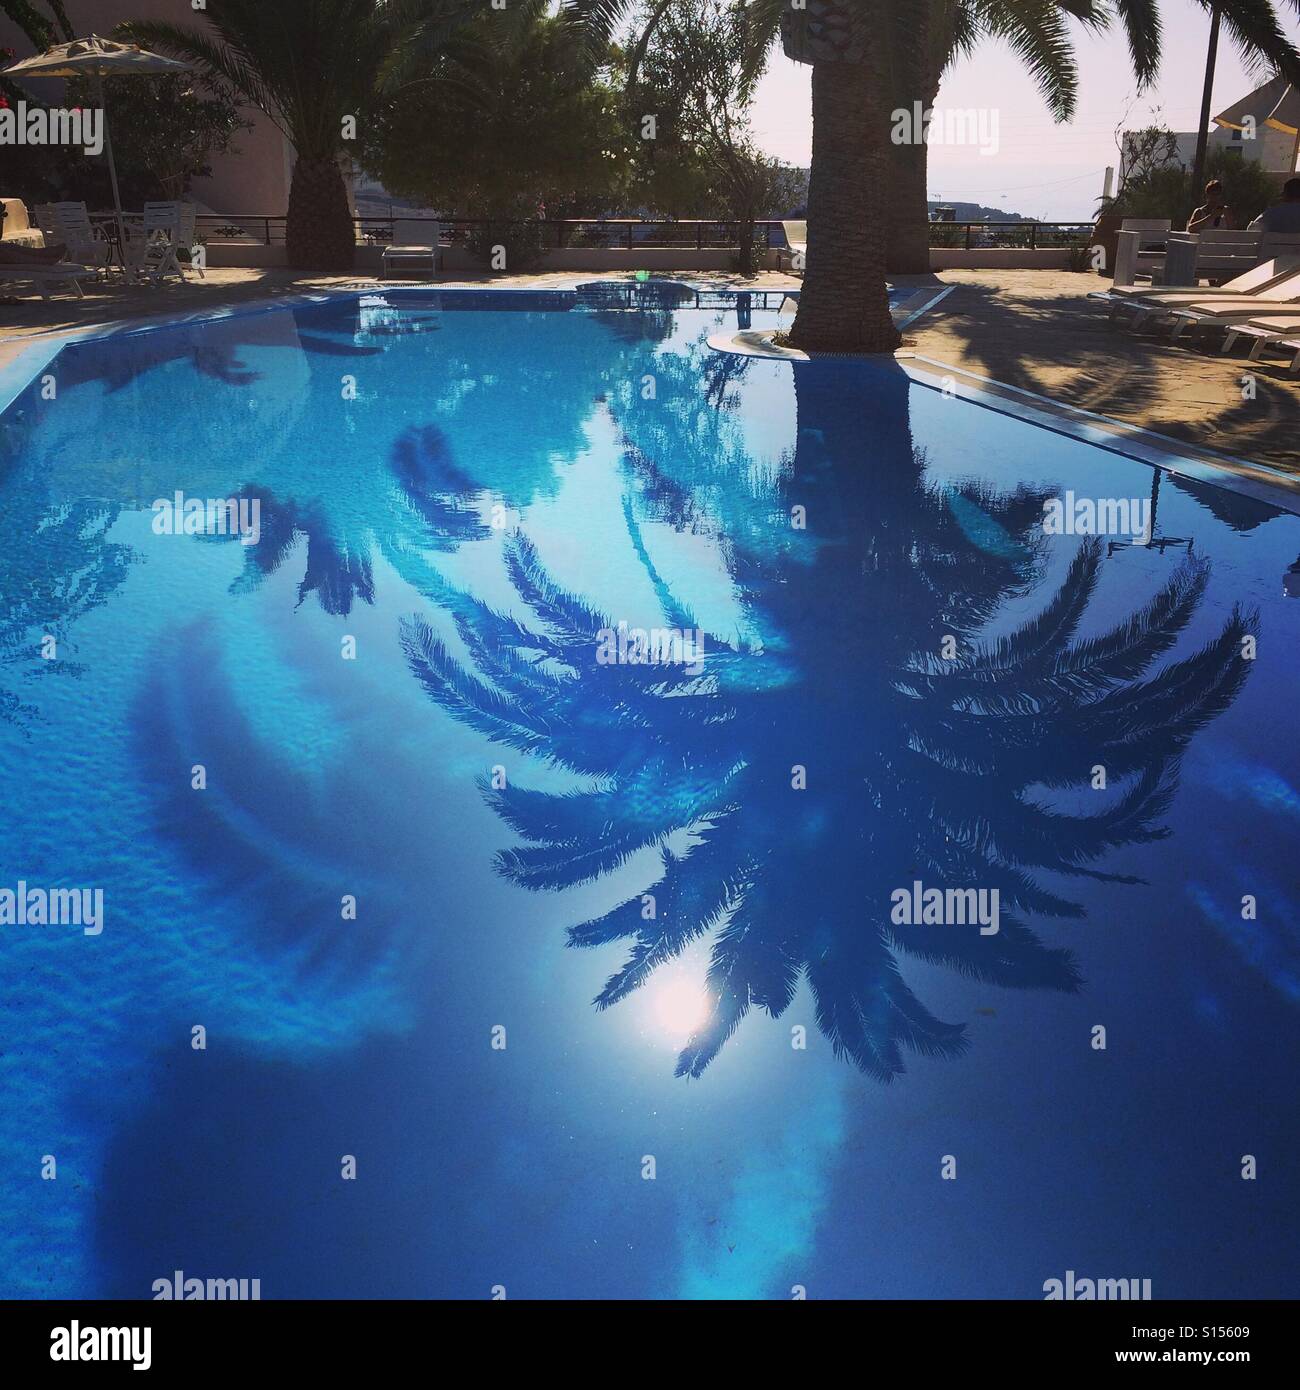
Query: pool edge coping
[[0, 280, 674, 407], [0, 284, 361, 418], [0, 278, 870, 420], [706, 325, 1299, 516], [899, 353, 1300, 516], [4, 284, 1295, 517]]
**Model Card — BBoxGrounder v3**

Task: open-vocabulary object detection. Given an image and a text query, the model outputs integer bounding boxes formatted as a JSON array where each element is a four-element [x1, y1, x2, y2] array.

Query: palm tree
[[205, 427, 490, 615], [576, 0, 1089, 345], [575, 0, 1300, 351], [886, 0, 1092, 273], [891, 0, 1300, 272], [401, 352, 1256, 1079], [120, 0, 475, 271], [759, 0, 1300, 343]]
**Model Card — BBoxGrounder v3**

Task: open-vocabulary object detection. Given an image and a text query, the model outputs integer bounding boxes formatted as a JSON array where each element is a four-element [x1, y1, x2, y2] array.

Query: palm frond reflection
[[402, 359, 1256, 1080]]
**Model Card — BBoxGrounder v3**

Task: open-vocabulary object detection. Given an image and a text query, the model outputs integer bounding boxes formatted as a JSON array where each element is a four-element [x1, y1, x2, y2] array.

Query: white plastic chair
[[1112, 219, 1172, 286], [782, 220, 807, 275], [1166, 264, 1300, 336], [1220, 315, 1300, 370], [33, 203, 62, 246], [173, 202, 203, 278], [0, 262, 100, 299], [123, 202, 195, 283], [47, 202, 114, 277], [1162, 229, 1262, 286]]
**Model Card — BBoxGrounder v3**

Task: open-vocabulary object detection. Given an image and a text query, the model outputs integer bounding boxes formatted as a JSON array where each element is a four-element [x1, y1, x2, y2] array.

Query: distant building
[[1121, 77, 1299, 184]]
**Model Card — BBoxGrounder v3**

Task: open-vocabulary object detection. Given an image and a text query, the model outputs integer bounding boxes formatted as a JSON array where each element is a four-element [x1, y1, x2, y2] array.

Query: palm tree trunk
[[787, 59, 899, 355], [886, 138, 933, 274], [737, 210, 756, 276], [885, 0, 940, 274], [286, 155, 355, 272]]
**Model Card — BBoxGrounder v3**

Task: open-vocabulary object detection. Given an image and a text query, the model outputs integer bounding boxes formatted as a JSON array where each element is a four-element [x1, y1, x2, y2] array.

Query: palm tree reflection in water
[[200, 425, 490, 616], [403, 355, 1256, 1080]]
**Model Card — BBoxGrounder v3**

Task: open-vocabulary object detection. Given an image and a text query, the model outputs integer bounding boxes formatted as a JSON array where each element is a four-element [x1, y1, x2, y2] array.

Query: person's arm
[[1187, 206, 1213, 232]]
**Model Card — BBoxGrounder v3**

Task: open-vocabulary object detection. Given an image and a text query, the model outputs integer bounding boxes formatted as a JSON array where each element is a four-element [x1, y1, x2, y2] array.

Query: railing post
[[626, 222, 633, 251], [697, 223, 703, 251], [1030, 222, 1037, 250], [965, 222, 972, 250], [265, 217, 271, 246]]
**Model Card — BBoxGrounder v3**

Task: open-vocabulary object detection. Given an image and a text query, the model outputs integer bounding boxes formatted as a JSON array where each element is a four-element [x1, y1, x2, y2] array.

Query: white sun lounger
[[1166, 269, 1300, 335], [0, 261, 98, 299], [1091, 256, 1300, 318], [1220, 314, 1300, 368], [382, 219, 441, 278]]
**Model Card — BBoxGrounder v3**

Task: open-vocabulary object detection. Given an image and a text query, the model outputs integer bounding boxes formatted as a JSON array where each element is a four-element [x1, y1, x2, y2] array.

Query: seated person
[[1249, 177, 1300, 234], [1187, 180, 1236, 232]]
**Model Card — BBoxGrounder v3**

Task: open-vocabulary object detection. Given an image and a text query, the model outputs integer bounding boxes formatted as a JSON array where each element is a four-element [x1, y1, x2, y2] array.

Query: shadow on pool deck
[[894, 268, 1300, 480], [3, 265, 1296, 484]]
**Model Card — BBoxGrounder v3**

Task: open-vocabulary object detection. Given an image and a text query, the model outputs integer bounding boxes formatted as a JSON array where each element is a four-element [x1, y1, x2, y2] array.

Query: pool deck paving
[[2, 265, 1295, 495]]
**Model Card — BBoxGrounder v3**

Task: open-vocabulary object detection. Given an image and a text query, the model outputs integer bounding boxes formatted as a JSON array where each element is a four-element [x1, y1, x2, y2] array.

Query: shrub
[[465, 213, 546, 275]]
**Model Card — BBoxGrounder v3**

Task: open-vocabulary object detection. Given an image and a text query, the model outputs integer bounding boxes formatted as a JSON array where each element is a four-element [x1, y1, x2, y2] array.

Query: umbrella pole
[[94, 70, 131, 283]]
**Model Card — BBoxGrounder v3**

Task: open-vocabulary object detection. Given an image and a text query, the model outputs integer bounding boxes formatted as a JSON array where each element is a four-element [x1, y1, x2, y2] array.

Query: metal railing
[[193, 214, 788, 249], [188, 212, 1097, 253], [927, 220, 1096, 249]]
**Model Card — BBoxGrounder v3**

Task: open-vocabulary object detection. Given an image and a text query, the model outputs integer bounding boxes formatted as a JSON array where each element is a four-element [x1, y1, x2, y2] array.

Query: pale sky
[[749, 0, 1300, 219]]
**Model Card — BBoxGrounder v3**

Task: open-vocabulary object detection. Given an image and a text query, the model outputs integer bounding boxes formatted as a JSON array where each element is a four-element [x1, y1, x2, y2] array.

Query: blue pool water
[[0, 285, 1297, 1300]]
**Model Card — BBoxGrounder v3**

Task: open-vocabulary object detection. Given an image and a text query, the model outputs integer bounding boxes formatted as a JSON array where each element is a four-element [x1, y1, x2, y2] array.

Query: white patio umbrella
[[2, 35, 192, 274]]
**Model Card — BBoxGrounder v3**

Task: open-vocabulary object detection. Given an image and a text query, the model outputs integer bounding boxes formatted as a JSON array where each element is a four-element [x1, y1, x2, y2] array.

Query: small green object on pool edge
[[635, 270, 649, 282]]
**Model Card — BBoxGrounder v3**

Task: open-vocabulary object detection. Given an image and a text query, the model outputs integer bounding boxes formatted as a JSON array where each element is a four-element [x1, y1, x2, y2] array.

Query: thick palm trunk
[[885, 0, 940, 274], [737, 211, 758, 277], [886, 138, 933, 274], [787, 60, 899, 355], [286, 155, 355, 272]]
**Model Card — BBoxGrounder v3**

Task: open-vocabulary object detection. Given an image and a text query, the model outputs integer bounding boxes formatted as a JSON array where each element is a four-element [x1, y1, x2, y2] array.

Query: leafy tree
[[1107, 138, 1282, 226], [0, 0, 75, 196], [122, 0, 476, 271], [362, 13, 634, 226], [0, 0, 72, 98], [635, 0, 805, 273], [58, 70, 250, 202]]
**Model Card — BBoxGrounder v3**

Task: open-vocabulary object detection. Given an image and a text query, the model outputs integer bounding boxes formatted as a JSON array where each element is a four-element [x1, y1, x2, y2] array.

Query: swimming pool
[[0, 285, 1297, 1299]]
